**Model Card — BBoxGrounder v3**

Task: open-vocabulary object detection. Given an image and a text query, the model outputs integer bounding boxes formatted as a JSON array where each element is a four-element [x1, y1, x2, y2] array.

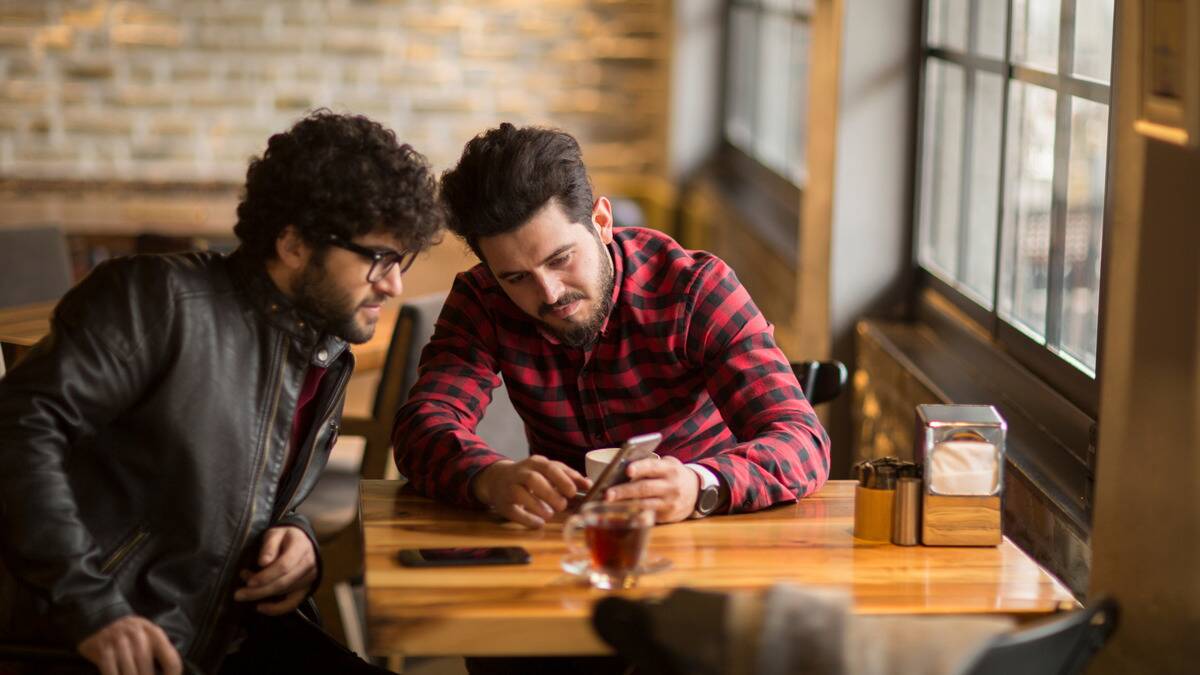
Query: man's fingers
[[625, 457, 680, 480], [114, 636, 138, 675], [241, 562, 310, 600], [521, 471, 569, 511], [95, 647, 118, 675], [511, 483, 555, 521], [147, 624, 182, 675], [501, 503, 546, 529], [606, 478, 674, 502], [130, 629, 153, 675], [257, 527, 285, 567]]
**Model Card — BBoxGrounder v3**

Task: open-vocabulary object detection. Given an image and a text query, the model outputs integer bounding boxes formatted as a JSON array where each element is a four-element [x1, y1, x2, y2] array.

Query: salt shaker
[[891, 476, 921, 546]]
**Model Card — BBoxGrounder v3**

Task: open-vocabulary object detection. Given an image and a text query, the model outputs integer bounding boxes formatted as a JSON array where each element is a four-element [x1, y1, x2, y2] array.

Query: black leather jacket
[[0, 250, 352, 673]]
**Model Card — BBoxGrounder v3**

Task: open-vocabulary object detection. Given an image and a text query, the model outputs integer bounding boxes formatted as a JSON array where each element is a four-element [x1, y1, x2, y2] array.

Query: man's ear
[[591, 197, 614, 244], [274, 225, 312, 272]]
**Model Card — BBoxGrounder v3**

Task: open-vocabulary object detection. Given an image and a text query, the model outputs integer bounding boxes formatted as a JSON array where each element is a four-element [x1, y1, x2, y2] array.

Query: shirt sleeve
[[390, 274, 513, 507], [680, 257, 831, 513]]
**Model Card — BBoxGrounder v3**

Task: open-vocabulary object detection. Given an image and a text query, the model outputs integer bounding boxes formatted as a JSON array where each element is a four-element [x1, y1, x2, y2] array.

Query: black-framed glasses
[[327, 235, 416, 283]]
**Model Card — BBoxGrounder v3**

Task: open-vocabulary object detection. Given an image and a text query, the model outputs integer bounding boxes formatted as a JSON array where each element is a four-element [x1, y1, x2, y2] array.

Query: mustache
[[359, 295, 387, 308], [539, 292, 587, 317]]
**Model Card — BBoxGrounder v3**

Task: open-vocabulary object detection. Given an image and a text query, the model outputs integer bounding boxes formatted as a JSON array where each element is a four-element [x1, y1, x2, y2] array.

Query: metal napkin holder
[[914, 404, 1006, 546]]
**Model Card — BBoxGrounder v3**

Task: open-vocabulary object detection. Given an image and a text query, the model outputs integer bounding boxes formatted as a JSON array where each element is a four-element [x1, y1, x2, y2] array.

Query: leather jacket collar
[[228, 249, 350, 369]]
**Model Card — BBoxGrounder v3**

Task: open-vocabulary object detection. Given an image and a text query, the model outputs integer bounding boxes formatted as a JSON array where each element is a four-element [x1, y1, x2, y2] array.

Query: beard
[[540, 237, 615, 349], [292, 257, 380, 344]]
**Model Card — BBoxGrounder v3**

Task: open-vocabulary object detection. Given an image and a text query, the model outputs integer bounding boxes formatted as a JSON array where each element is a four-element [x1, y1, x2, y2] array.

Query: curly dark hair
[[234, 110, 443, 261], [439, 123, 594, 259]]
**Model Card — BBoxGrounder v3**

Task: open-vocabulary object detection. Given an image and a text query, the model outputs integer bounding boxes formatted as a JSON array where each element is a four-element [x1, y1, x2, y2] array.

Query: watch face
[[697, 485, 719, 514]]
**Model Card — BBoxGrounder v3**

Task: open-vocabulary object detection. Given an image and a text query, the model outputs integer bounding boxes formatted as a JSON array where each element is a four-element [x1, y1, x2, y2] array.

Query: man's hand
[[604, 456, 700, 524], [234, 525, 318, 615], [77, 615, 182, 675], [472, 456, 591, 528]]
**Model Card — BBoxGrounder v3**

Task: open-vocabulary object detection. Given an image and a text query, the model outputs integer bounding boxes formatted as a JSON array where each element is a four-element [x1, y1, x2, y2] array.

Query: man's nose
[[374, 264, 404, 298], [534, 272, 562, 305]]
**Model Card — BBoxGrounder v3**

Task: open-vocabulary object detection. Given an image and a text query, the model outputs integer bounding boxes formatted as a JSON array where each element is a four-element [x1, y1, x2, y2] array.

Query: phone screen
[[397, 546, 531, 567]]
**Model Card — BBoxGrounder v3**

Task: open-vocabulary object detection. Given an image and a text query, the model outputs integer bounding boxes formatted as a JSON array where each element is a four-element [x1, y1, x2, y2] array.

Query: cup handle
[[563, 514, 588, 559]]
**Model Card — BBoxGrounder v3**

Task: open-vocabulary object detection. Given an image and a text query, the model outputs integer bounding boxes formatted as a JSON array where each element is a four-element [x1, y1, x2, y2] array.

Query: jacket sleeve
[[0, 260, 169, 645], [681, 258, 831, 513], [391, 275, 511, 507]]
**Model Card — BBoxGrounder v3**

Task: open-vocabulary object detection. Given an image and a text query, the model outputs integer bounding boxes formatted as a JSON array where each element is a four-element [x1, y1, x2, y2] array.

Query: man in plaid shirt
[[393, 124, 830, 529]]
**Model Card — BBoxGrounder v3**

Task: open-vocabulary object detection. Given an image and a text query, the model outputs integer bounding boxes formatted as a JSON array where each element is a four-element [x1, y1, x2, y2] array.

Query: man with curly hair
[[0, 111, 442, 674]]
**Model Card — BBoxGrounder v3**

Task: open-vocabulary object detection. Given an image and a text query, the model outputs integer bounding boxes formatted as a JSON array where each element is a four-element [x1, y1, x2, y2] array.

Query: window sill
[[860, 291, 1097, 595], [696, 144, 801, 266]]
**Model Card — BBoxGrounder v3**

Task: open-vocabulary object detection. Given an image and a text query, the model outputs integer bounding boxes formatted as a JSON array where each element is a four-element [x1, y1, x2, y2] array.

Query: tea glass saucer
[[560, 555, 673, 578]]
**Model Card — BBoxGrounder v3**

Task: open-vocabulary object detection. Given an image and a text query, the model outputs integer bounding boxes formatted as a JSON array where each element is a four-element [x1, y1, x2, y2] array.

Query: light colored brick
[[32, 25, 74, 52], [109, 24, 184, 48]]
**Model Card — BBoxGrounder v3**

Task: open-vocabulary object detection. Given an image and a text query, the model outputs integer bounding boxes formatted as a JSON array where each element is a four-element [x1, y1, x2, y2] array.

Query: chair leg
[[334, 580, 367, 658], [313, 580, 349, 648]]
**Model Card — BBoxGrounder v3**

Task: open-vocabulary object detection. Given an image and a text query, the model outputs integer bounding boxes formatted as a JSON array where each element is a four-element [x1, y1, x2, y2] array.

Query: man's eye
[[549, 254, 571, 267], [506, 273, 527, 284]]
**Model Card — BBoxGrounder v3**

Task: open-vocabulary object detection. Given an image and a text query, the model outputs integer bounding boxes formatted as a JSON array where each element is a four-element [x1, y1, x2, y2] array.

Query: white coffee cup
[[585, 447, 660, 481]]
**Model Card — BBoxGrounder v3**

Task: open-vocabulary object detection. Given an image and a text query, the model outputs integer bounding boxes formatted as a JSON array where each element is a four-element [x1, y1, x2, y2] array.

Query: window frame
[[910, 0, 1118, 526], [913, 0, 1114, 420], [721, 0, 814, 189]]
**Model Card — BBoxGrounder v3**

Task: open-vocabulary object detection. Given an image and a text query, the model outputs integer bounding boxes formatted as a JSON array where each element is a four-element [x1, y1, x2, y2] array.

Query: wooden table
[[360, 479, 1078, 658], [0, 300, 55, 365]]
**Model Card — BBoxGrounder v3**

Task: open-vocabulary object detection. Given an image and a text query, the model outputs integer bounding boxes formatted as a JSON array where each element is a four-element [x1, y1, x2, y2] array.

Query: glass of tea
[[563, 501, 654, 589]]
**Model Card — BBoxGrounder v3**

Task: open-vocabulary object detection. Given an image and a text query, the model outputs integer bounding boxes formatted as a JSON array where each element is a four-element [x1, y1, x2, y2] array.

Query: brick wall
[[0, 0, 671, 232]]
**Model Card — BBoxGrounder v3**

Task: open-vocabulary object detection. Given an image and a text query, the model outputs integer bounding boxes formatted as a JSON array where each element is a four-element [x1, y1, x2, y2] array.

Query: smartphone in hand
[[396, 546, 531, 567], [579, 432, 663, 505]]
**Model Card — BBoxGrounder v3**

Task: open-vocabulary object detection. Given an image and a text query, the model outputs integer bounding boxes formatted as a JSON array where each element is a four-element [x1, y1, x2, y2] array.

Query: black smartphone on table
[[578, 432, 663, 505], [396, 546, 531, 568]]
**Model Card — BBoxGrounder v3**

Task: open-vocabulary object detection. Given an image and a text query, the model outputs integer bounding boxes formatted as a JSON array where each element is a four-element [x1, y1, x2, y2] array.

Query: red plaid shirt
[[392, 227, 830, 513]]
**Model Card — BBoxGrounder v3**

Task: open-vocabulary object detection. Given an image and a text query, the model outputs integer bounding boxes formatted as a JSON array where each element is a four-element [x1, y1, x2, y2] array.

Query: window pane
[[918, 59, 966, 278], [928, 0, 968, 52], [999, 82, 1057, 338], [974, 0, 1008, 60], [755, 12, 793, 176], [1012, 0, 1061, 72], [1058, 97, 1108, 372], [1074, 0, 1114, 83], [725, 7, 757, 151], [962, 71, 1005, 305], [788, 20, 811, 184]]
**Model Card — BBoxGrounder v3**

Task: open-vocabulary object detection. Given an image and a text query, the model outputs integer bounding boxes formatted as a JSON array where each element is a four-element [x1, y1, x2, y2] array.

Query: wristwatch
[[685, 464, 722, 519]]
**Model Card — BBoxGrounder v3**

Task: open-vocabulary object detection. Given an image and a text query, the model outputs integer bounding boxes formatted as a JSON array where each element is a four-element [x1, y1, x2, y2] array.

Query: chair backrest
[[350, 292, 528, 480], [960, 597, 1119, 675], [791, 360, 848, 407], [0, 226, 73, 308]]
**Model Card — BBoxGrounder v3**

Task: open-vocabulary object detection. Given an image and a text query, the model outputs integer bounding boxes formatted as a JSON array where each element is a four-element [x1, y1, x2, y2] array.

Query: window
[[724, 0, 813, 186], [916, 0, 1113, 414]]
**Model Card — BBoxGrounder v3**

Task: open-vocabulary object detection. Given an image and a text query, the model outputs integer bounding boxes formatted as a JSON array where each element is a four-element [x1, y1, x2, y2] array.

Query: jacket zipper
[[100, 526, 150, 575], [190, 332, 289, 662], [276, 356, 353, 517]]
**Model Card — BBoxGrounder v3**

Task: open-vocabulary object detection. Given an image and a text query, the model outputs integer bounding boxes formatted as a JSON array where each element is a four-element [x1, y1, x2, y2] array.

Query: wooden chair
[[301, 293, 444, 655], [302, 292, 527, 655], [0, 226, 72, 309]]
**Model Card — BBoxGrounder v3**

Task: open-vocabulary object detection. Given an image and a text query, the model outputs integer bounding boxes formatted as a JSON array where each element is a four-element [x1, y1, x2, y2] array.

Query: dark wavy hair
[[234, 110, 443, 261], [439, 123, 594, 259]]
